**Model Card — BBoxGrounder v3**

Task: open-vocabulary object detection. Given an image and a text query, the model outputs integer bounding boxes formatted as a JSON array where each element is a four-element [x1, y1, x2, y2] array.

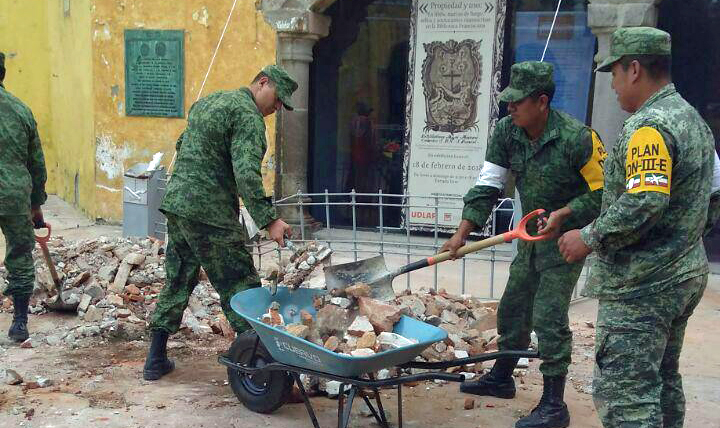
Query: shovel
[[35, 223, 79, 312], [323, 209, 551, 301]]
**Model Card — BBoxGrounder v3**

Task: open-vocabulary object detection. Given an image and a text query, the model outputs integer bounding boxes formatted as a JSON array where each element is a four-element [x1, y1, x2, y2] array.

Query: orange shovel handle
[[501, 208, 551, 243]]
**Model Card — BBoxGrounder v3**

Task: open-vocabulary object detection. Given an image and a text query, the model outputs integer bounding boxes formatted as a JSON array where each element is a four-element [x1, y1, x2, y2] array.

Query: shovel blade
[[44, 297, 79, 312], [323, 255, 396, 302]]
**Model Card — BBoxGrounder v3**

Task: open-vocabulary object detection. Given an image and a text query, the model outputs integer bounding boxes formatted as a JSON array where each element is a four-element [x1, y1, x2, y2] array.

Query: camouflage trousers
[[497, 250, 583, 377], [593, 274, 707, 428], [0, 215, 36, 299], [149, 213, 260, 335]]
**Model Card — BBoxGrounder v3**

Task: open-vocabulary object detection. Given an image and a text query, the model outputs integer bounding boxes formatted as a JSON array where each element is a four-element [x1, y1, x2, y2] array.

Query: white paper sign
[[404, 0, 506, 228]]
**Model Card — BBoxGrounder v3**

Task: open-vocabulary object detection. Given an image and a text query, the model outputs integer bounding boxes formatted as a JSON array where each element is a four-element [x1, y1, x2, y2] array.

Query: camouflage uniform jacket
[[581, 84, 715, 300], [463, 109, 606, 271], [0, 86, 47, 214], [160, 88, 277, 231]]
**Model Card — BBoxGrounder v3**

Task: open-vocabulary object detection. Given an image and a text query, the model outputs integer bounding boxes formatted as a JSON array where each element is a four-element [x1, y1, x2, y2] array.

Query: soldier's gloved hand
[[537, 206, 571, 238], [31, 206, 46, 229], [267, 218, 292, 247]]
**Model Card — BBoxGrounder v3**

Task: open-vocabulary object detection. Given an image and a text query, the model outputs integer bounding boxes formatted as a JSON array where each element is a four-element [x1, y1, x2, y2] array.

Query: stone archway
[[259, 1, 337, 228]]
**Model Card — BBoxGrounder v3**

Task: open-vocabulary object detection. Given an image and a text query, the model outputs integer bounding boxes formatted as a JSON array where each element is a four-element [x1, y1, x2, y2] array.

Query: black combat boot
[[8, 295, 30, 342], [515, 375, 570, 428], [143, 330, 175, 381], [460, 357, 519, 398]]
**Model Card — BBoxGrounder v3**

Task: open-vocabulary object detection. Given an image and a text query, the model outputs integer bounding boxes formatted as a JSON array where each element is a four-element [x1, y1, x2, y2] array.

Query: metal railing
[[244, 191, 589, 301]]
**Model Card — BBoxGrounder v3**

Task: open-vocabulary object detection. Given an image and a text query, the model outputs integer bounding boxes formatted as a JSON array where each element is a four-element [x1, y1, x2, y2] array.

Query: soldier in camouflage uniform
[[559, 28, 719, 428], [143, 65, 297, 381], [0, 52, 48, 343], [442, 61, 607, 428]]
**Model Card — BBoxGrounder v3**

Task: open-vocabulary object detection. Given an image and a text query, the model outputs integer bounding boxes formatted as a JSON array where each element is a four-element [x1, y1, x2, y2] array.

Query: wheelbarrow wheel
[[226, 330, 293, 414]]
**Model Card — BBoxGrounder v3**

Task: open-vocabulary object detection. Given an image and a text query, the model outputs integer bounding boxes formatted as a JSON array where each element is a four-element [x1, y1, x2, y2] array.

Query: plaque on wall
[[125, 29, 184, 118]]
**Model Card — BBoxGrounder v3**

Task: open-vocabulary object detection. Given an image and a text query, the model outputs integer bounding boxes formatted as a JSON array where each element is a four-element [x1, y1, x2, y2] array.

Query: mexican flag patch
[[626, 174, 642, 190], [644, 173, 669, 187]]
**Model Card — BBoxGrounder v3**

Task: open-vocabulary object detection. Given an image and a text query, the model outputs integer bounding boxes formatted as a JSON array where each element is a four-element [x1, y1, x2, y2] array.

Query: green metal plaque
[[125, 29, 184, 117]]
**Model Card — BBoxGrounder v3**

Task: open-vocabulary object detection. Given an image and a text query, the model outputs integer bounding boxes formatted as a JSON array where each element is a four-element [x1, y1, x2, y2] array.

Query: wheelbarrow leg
[[337, 383, 345, 428], [361, 395, 389, 428], [371, 387, 389, 427], [397, 384, 403, 428], [367, 374, 390, 428], [291, 373, 320, 428], [337, 384, 358, 428]]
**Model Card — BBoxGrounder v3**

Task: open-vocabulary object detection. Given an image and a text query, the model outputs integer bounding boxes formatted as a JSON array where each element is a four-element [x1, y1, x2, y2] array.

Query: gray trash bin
[[123, 163, 167, 240]]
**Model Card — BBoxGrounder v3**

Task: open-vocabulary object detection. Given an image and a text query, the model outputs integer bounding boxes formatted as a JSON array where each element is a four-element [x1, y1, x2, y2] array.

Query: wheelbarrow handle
[[34, 223, 61, 287]]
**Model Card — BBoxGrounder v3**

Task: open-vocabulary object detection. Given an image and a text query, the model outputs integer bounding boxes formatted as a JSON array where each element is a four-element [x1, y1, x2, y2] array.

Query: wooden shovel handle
[[428, 234, 507, 265], [34, 223, 61, 287], [425, 209, 550, 266]]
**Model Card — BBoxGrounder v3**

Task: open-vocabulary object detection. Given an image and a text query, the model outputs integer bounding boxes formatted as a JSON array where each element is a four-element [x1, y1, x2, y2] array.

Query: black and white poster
[[404, 0, 506, 228]]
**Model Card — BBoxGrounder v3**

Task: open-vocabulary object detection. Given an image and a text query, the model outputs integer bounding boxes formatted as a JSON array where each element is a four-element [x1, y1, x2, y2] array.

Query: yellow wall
[[90, 0, 277, 220], [2, 0, 277, 221], [0, 0, 54, 191], [48, 0, 95, 212]]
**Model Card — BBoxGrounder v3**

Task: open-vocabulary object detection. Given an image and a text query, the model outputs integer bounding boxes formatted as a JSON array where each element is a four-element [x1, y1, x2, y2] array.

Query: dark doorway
[[657, 0, 720, 267], [308, 0, 412, 229]]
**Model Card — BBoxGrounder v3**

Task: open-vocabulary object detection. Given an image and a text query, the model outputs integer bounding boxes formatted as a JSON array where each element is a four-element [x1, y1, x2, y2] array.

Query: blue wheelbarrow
[[219, 286, 539, 428]]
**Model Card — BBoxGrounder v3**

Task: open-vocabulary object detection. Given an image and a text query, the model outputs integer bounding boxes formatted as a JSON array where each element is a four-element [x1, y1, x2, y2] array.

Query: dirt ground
[[1, 198, 718, 427], [0, 280, 718, 428]]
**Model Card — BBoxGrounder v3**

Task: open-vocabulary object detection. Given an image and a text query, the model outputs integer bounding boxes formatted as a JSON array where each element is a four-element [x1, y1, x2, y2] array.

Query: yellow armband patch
[[625, 127, 672, 194], [580, 130, 607, 191]]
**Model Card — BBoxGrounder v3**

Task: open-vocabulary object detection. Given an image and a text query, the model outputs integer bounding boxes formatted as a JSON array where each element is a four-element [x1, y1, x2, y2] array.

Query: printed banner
[[404, 0, 507, 228]]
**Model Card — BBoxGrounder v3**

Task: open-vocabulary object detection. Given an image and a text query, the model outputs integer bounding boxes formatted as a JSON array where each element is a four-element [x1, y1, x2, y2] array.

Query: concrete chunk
[[358, 297, 402, 333], [123, 253, 146, 265], [315, 304, 350, 335], [109, 262, 132, 294], [323, 336, 340, 351], [345, 283, 371, 299], [356, 331, 377, 349], [330, 297, 352, 309], [3, 369, 23, 385], [377, 332, 416, 350], [351, 348, 375, 357], [78, 294, 92, 313], [287, 324, 310, 339], [347, 315, 374, 337]]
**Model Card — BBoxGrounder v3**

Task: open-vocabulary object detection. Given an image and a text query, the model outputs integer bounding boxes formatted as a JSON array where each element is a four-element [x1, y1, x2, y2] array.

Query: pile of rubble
[[262, 281, 502, 364], [0, 236, 503, 368], [261, 280, 507, 397], [267, 241, 332, 287], [0, 235, 233, 348]]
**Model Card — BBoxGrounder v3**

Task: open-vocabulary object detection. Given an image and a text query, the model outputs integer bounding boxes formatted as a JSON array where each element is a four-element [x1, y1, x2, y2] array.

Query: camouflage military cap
[[596, 27, 671, 72], [498, 61, 554, 103], [262, 64, 298, 111]]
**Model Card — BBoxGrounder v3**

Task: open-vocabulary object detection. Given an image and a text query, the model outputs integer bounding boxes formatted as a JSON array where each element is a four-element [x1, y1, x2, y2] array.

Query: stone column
[[588, 0, 662, 151], [276, 33, 319, 228], [261, 3, 331, 231]]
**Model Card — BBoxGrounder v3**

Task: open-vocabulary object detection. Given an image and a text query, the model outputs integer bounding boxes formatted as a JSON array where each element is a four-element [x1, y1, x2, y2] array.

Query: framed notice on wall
[[403, 0, 507, 229], [125, 29, 185, 118]]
